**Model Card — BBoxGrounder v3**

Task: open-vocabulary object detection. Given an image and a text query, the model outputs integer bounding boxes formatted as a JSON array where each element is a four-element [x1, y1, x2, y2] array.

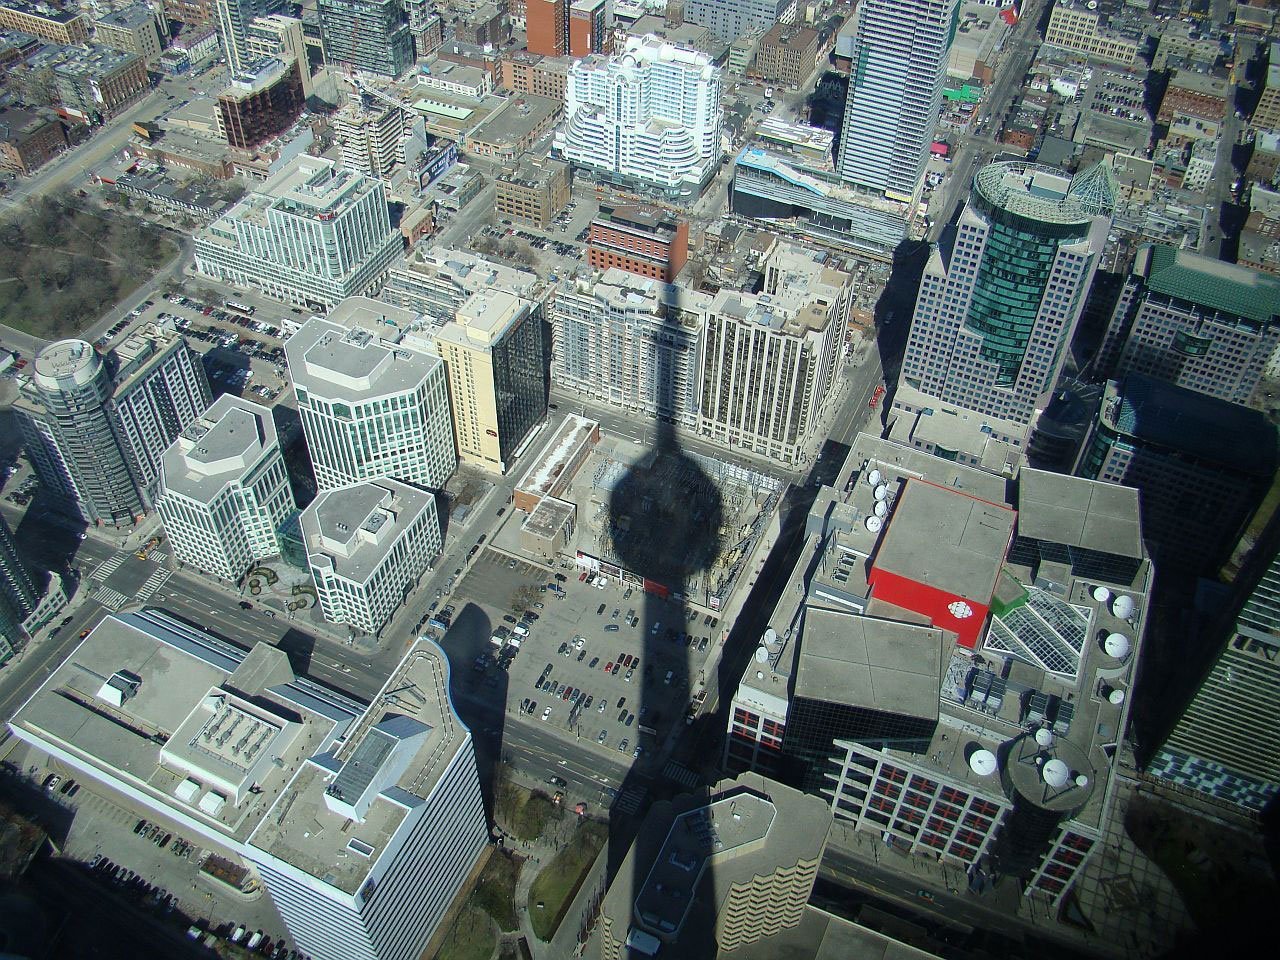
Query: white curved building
[[555, 34, 723, 198]]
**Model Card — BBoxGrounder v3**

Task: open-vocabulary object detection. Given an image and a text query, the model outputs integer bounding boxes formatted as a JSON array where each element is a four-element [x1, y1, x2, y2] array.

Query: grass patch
[[435, 901, 497, 960], [496, 779, 564, 842], [0, 197, 179, 339], [528, 821, 608, 942], [473, 850, 521, 932]]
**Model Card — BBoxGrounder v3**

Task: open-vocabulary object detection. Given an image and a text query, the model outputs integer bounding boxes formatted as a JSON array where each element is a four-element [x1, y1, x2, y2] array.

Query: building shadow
[[873, 237, 930, 410]]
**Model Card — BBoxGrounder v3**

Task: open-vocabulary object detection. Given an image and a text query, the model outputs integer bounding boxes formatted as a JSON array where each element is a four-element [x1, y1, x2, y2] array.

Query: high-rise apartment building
[[246, 13, 314, 97], [682, 0, 794, 46], [299, 478, 441, 634], [157, 395, 295, 583], [0, 515, 39, 662], [15, 329, 212, 524], [8, 609, 487, 960], [525, 0, 565, 57], [893, 160, 1115, 451], [194, 156, 402, 310], [1095, 244, 1280, 405], [334, 98, 405, 180], [216, 57, 305, 150], [550, 268, 710, 428], [435, 289, 549, 474], [556, 34, 723, 199], [215, 0, 285, 74], [568, 0, 608, 57], [837, 0, 957, 203], [318, 0, 414, 79], [285, 300, 456, 491], [698, 243, 852, 465], [379, 246, 542, 324], [587, 202, 690, 283], [1075, 375, 1278, 576], [1146, 534, 1280, 811]]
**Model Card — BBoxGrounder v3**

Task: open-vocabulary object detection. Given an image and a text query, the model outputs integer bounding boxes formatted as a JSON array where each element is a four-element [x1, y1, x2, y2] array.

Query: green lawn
[[434, 902, 497, 960], [473, 850, 521, 932], [528, 821, 608, 942]]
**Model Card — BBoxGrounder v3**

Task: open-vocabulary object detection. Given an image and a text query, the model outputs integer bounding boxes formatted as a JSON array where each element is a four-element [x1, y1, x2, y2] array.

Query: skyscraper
[[892, 160, 1115, 451], [215, 0, 285, 74], [157, 395, 295, 583], [525, 0, 565, 57], [837, 0, 958, 202], [317, 0, 414, 79], [556, 34, 723, 199], [15, 329, 212, 524], [0, 514, 39, 662]]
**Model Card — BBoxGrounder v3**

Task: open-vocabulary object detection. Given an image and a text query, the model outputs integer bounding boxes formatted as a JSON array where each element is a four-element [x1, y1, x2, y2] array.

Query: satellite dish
[[866, 515, 883, 533], [1092, 586, 1111, 603], [1043, 758, 1070, 788], [754, 646, 768, 664], [867, 468, 882, 487], [1104, 633, 1131, 659], [874, 500, 888, 518], [755, 671, 765, 681], [969, 749, 997, 776], [1108, 689, 1126, 705], [873, 484, 889, 501], [1034, 728, 1054, 748], [1113, 595, 1136, 619], [763, 627, 778, 647], [1075, 774, 1089, 788]]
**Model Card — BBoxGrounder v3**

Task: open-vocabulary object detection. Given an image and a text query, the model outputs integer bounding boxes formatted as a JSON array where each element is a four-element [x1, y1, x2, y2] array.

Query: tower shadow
[[603, 346, 723, 955]]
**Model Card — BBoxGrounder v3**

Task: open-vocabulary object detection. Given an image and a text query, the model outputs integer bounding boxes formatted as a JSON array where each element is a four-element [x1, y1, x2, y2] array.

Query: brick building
[[587, 202, 690, 283], [499, 50, 569, 100], [568, 0, 607, 58], [755, 22, 819, 89], [495, 156, 570, 228], [0, 107, 66, 175], [525, 0, 564, 57], [1156, 69, 1229, 125]]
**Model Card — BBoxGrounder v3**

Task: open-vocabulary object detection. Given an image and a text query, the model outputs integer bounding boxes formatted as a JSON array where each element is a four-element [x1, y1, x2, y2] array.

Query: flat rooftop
[[519, 414, 598, 501], [247, 638, 468, 896], [440, 288, 530, 348], [1016, 468, 1143, 559], [300, 480, 435, 585], [285, 312, 440, 402], [522, 496, 576, 540], [871, 479, 1016, 604], [161, 395, 278, 506], [7, 610, 360, 845], [465, 93, 559, 149]]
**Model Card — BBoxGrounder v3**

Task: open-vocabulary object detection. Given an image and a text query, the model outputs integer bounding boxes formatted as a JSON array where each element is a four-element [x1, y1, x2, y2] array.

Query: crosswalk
[[611, 785, 648, 817], [664, 762, 701, 789], [91, 586, 130, 610], [90, 555, 125, 582], [136, 569, 170, 604], [147, 550, 168, 565]]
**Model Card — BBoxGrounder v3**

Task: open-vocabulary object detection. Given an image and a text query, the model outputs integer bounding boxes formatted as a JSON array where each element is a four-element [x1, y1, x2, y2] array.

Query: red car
[[605, 661, 614, 673], [869, 385, 886, 409]]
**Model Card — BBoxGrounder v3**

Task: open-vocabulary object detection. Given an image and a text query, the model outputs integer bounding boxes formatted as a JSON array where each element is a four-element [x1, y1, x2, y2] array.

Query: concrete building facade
[[94, 4, 165, 64], [216, 0, 286, 74], [682, 0, 794, 46], [318, 0, 412, 78]]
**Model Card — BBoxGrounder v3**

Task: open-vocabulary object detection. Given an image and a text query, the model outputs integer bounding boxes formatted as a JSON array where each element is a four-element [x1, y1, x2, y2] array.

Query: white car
[[541, 706, 552, 721]]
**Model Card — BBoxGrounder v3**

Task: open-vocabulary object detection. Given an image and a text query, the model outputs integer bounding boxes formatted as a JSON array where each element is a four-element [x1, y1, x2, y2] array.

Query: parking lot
[[442, 550, 719, 763]]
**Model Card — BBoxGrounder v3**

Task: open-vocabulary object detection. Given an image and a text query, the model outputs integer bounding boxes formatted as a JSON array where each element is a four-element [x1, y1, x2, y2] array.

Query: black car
[[618, 708, 628, 723], [597, 603, 606, 616]]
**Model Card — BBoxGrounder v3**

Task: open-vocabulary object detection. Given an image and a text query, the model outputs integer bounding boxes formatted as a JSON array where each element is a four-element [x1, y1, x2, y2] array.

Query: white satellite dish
[[1108, 689, 1126, 705], [1104, 633, 1131, 659], [764, 627, 778, 647], [873, 484, 889, 501], [867, 468, 883, 487], [755, 671, 765, 681], [969, 749, 998, 776], [1034, 728, 1054, 748], [874, 500, 888, 518], [1043, 758, 1070, 788], [1092, 586, 1111, 603], [754, 646, 768, 664], [1075, 774, 1089, 788], [1113, 595, 1136, 619], [865, 515, 883, 533]]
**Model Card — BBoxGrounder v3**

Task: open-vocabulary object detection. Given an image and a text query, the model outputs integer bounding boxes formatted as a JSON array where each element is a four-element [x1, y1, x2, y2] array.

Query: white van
[[664, 670, 674, 685], [512, 624, 530, 638]]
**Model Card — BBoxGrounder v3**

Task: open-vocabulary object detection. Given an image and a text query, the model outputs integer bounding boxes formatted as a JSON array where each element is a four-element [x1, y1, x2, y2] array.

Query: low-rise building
[[420, 58, 493, 98], [54, 46, 149, 122], [1156, 69, 1229, 127], [0, 0, 89, 45], [94, 4, 163, 64], [0, 106, 65, 175], [464, 93, 560, 161], [158, 396, 295, 583], [498, 50, 570, 100], [300, 479, 441, 635], [1043, 0, 1143, 68], [587, 202, 690, 283], [114, 171, 235, 221], [754, 22, 819, 90], [494, 156, 570, 228]]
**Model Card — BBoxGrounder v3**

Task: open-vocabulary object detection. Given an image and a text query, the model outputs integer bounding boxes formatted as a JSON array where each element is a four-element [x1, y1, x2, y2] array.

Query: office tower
[[0, 514, 39, 661], [9, 608, 487, 960], [157, 396, 295, 583], [194, 156, 402, 310], [246, 13, 314, 98], [334, 98, 406, 180], [682, 0, 794, 46], [550, 269, 709, 428], [1075, 374, 1277, 576], [596, 773, 830, 959], [698, 243, 852, 465], [568, 0, 608, 57], [299, 479, 441, 634], [556, 34, 723, 199], [380, 247, 541, 325], [587, 202, 689, 283], [892, 160, 1114, 452], [837, 0, 958, 202], [728, 433, 1153, 908], [317, 0, 414, 79], [216, 58, 305, 149], [525, 0, 565, 57], [435, 289, 549, 474], [1095, 244, 1280, 405], [1146, 537, 1280, 811], [15, 330, 212, 525], [285, 300, 456, 491], [215, 0, 285, 74]]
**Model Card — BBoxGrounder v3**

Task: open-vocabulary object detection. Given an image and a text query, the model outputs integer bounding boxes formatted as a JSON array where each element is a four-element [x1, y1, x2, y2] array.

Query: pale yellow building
[[435, 289, 548, 474]]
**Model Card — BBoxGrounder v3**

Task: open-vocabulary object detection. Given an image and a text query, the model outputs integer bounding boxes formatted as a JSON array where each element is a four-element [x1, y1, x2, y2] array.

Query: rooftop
[[1103, 374, 1278, 476], [1, 1, 82, 23], [1137, 243, 1280, 324], [299, 479, 436, 586], [247, 638, 468, 896], [497, 156, 568, 190], [518, 414, 598, 502], [161, 395, 278, 506], [973, 159, 1116, 225], [220, 57, 293, 98], [285, 309, 440, 403], [522, 496, 576, 541], [438, 288, 531, 349], [96, 4, 154, 29], [1016, 468, 1143, 559], [465, 93, 559, 149]]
